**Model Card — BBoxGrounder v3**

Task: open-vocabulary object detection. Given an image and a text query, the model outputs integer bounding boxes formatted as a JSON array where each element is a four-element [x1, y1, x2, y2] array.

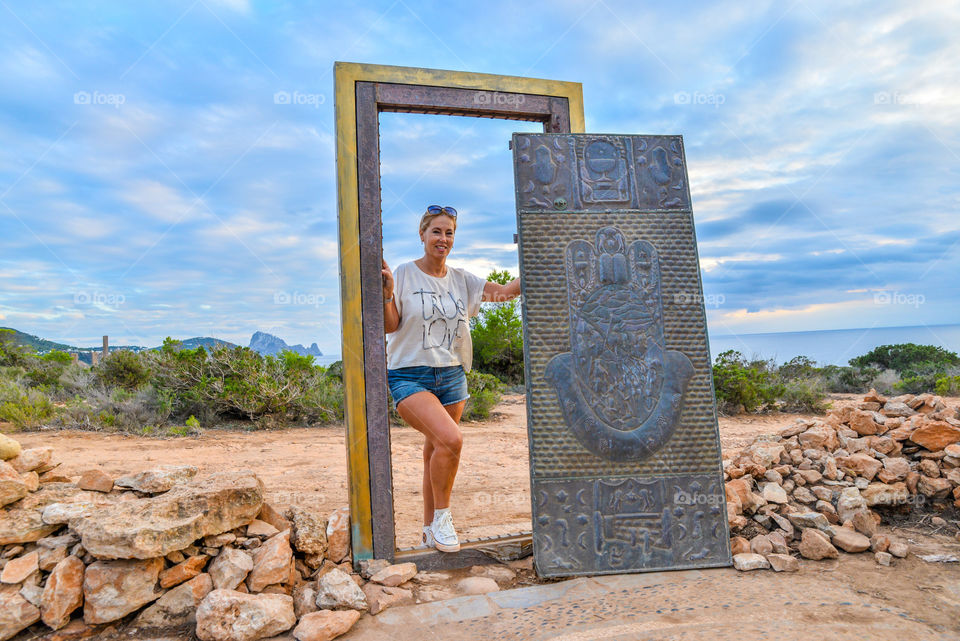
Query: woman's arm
[[481, 278, 521, 303]]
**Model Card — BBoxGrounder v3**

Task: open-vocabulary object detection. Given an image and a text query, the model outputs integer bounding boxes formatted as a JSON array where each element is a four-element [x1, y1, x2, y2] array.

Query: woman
[[381, 205, 521, 553]]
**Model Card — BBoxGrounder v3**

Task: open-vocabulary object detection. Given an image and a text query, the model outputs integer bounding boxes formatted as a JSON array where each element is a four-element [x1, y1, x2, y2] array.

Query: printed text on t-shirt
[[414, 288, 467, 350]]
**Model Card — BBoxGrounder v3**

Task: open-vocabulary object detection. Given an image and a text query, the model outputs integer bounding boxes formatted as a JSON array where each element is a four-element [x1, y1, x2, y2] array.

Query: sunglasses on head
[[426, 205, 457, 218]]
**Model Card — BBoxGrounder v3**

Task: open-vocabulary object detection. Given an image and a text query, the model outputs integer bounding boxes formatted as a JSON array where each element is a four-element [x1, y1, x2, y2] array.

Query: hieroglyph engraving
[[545, 227, 694, 461]]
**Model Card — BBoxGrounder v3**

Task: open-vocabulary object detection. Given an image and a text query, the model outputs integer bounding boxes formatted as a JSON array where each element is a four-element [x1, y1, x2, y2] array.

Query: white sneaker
[[430, 510, 460, 553], [422, 525, 434, 547]]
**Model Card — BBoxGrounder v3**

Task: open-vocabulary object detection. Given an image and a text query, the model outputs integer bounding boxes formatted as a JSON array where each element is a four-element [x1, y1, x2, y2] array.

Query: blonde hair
[[419, 211, 457, 235]]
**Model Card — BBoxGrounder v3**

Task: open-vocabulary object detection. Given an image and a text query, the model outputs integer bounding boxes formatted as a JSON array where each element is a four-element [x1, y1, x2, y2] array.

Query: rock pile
[[0, 437, 514, 641], [725, 390, 960, 571]]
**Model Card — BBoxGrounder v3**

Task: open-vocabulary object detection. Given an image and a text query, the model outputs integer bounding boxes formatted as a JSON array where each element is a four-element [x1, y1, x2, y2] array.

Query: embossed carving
[[532, 475, 728, 575], [545, 226, 694, 461], [634, 136, 689, 209], [515, 135, 575, 210], [575, 136, 631, 205]]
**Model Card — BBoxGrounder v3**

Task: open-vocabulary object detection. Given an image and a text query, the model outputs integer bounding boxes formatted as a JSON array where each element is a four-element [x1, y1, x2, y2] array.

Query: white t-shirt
[[386, 261, 487, 372]]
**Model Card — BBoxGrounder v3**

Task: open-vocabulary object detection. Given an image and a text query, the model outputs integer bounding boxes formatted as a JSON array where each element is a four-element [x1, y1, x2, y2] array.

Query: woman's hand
[[382, 258, 394, 300]]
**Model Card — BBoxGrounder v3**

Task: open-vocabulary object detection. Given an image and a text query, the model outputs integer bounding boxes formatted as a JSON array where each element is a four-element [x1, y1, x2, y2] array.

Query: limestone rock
[[38, 544, 67, 572], [40, 556, 84, 631], [0, 550, 38, 584], [909, 421, 960, 451], [159, 554, 208, 588], [888, 540, 908, 558], [325, 507, 350, 563], [257, 503, 291, 533], [785, 511, 832, 534], [798, 424, 838, 450], [836, 487, 868, 523], [882, 401, 914, 418], [837, 453, 882, 481], [209, 547, 253, 591], [730, 536, 750, 555], [767, 553, 800, 572], [742, 441, 785, 468], [246, 519, 279, 538], [9, 447, 53, 473], [20, 471, 38, 492], [879, 457, 910, 482], [0, 434, 21, 461], [82, 557, 164, 624], [247, 530, 293, 593], [113, 465, 198, 493], [799, 529, 838, 560], [861, 482, 910, 506], [358, 558, 391, 580], [361, 583, 411, 615], [316, 568, 367, 611], [762, 483, 788, 504], [749, 535, 773, 556], [732, 553, 770, 571], [851, 511, 877, 537], [832, 528, 870, 553], [848, 410, 879, 436], [71, 470, 264, 559], [918, 475, 953, 498], [135, 572, 212, 629], [0, 461, 28, 508], [195, 589, 295, 641], [293, 610, 361, 641], [0, 483, 105, 545], [0, 584, 40, 641], [286, 506, 328, 557], [875, 551, 893, 566], [369, 562, 417, 588], [293, 583, 318, 619], [77, 470, 113, 493], [457, 576, 500, 594]]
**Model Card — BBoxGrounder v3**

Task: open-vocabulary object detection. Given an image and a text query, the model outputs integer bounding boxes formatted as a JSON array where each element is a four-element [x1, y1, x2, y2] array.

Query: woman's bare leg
[[397, 392, 464, 515], [420, 399, 467, 525]]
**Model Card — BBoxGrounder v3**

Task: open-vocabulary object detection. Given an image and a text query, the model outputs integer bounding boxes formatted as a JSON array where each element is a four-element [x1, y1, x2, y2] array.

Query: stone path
[[338, 562, 959, 641]]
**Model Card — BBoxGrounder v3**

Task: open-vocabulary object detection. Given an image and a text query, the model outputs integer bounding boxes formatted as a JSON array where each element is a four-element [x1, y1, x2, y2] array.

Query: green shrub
[[935, 375, 960, 396], [463, 369, 504, 421], [0, 388, 54, 429], [712, 350, 782, 413], [95, 350, 151, 390], [470, 270, 524, 384], [778, 377, 829, 413]]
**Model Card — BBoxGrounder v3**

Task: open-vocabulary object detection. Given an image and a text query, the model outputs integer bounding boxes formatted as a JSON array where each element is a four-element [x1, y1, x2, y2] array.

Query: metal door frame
[[334, 61, 584, 568]]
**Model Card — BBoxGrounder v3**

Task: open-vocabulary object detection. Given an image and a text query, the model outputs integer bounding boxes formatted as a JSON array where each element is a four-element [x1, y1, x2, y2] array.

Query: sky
[[1, 0, 958, 356]]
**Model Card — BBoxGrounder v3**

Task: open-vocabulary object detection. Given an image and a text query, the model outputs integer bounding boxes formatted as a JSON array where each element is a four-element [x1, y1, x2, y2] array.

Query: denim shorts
[[387, 365, 470, 410]]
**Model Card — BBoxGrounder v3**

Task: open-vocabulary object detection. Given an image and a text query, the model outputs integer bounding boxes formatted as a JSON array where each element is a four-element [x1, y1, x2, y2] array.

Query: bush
[[0, 387, 54, 430], [819, 365, 878, 393], [95, 350, 151, 390], [463, 369, 505, 421], [935, 375, 960, 396], [470, 270, 524, 384], [778, 377, 829, 413], [712, 350, 782, 413]]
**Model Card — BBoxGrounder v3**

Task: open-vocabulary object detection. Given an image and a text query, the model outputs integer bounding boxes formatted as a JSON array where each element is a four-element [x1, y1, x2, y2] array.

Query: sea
[[320, 324, 960, 369], [707, 323, 960, 366]]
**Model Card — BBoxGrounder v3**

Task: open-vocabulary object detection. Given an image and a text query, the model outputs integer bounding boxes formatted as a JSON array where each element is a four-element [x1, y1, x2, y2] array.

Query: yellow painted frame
[[334, 61, 584, 562]]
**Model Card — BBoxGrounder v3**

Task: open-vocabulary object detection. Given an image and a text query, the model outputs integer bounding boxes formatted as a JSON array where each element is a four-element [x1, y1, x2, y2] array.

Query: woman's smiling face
[[420, 214, 456, 259]]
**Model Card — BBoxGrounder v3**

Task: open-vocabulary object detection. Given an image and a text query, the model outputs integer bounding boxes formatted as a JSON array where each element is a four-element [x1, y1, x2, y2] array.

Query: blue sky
[[1, 0, 957, 355]]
